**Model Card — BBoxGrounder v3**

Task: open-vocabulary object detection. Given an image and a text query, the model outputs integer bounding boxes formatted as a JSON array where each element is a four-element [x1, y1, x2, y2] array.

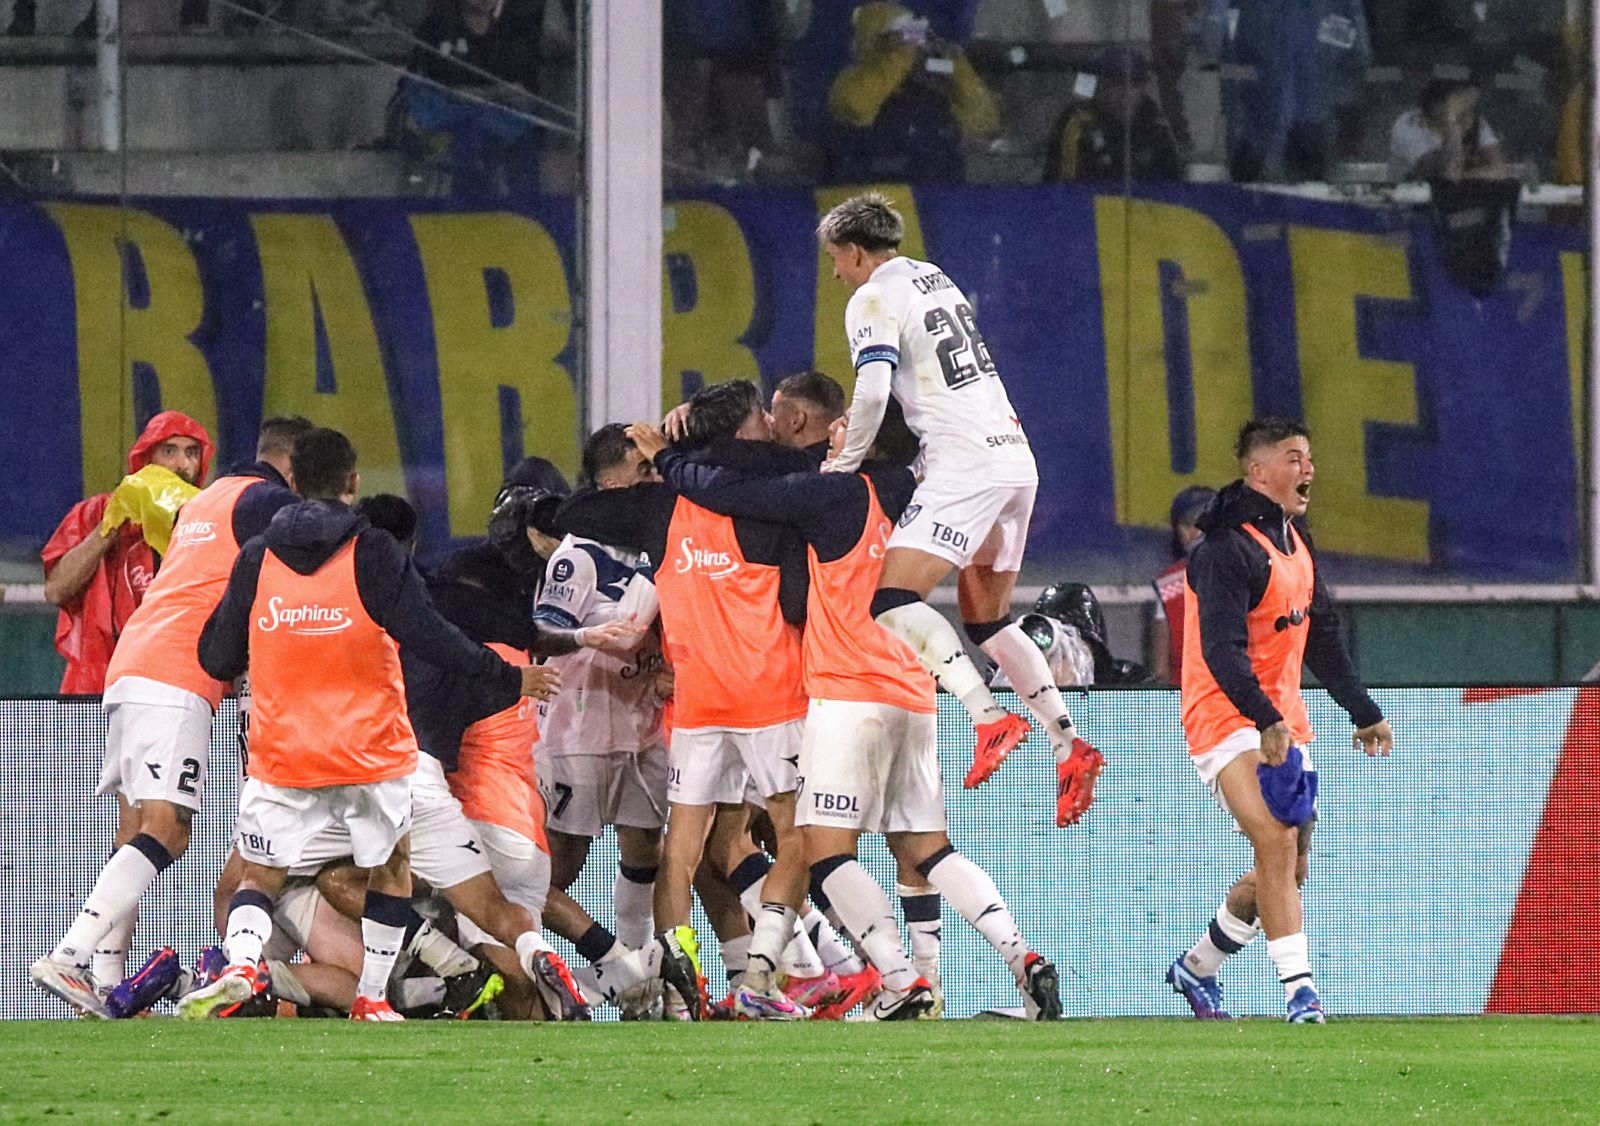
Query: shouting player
[[816, 192, 1102, 819], [1169, 418, 1392, 1023]]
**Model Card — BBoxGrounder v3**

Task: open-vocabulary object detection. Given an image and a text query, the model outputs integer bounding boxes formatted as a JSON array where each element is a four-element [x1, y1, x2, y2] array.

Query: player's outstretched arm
[[824, 359, 892, 474]]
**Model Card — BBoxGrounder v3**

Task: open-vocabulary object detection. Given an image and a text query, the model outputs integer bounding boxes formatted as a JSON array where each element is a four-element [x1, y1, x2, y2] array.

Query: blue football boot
[[1166, 956, 1231, 1020]]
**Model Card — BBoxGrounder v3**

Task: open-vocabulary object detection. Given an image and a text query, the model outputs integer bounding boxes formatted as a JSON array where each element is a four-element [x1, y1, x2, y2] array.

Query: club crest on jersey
[[550, 558, 575, 583], [898, 504, 922, 529], [255, 597, 354, 635], [674, 537, 739, 579]]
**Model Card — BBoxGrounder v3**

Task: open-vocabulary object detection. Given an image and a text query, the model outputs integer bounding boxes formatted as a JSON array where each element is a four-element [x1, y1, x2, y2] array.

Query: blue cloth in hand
[[1257, 744, 1319, 826]]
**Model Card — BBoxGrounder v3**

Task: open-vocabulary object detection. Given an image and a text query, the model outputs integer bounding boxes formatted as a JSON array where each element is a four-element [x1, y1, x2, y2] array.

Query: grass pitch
[[0, 1017, 1596, 1124]]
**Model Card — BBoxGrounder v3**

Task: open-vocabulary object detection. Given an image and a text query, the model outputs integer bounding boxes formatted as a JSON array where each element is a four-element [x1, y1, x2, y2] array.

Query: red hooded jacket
[[41, 411, 215, 694]]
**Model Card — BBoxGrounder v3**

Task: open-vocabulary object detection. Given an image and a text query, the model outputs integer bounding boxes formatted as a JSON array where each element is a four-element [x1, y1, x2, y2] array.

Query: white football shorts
[[540, 745, 669, 837], [887, 476, 1036, 571], [98, 688, 215, 811], [235, 772, 411, 870], [668, 719, 803, 806], [456, 821, 552, 949], [795, 699, 946, 834]]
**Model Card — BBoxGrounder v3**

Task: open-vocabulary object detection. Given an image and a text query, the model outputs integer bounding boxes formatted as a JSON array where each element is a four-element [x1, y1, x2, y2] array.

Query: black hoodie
[[1186, 480, 1383, 732], [198, 499, 523, 708]]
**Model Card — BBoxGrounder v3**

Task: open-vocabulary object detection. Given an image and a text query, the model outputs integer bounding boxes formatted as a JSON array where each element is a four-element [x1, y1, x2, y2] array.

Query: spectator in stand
[[1043, 54, 1184, 183], [822, 2, 997, 184], [1150, 0, 1203, 163], [663, 0, 785, 179], [41, 411, 214, 694], [4, 1, 208, 36], [1200, 0, 1371, 181], [1151, 485, 1216, 685], [1392, 79, 1517, 296], [1389, 79, 1509, 182], [393, 0, 549, 198]]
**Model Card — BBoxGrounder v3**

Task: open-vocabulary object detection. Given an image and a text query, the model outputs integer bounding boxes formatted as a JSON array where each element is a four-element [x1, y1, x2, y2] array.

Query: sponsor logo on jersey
[[673, 537, 739, 579], [255, 596, 354, 635], [545, 583, 576, 604], [898, 504, 922, 529], [169, 518, 218, 549], [550, 558, 575, 583], [870, 519, 891, 559], [985, 432, 1030, 449], [1273, 607, 1309, 632]]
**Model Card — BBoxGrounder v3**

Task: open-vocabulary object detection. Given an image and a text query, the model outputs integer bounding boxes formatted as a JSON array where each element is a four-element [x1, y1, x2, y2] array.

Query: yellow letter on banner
[[812, 184, 927, 398], [1562, 251, 1586, 486], [250, 213, 407, 498], [1095, 197, 1253, 529], [47, 204, 218, 494], [660, 202, 761, 408], [411, 213, 576, 538], [1287, 226, 1428, 561]]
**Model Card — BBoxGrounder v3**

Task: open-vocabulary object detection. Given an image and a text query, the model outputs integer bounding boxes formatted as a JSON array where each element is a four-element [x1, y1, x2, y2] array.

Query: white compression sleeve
[[825, 359, 893, 473]]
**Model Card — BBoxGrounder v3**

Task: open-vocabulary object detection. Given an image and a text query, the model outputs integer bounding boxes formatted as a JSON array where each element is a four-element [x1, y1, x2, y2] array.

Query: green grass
[[1, 1018, 1597, 1124]]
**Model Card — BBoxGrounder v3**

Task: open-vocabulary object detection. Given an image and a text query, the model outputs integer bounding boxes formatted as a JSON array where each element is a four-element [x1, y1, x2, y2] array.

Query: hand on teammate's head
[[660, 403, 692, 443], [625, 422, 668, 463]]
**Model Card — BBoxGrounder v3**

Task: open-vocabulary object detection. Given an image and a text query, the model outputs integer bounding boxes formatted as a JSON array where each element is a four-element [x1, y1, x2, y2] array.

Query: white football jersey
[[845, 256, 1037, 485], [534, 535, 664, 757]]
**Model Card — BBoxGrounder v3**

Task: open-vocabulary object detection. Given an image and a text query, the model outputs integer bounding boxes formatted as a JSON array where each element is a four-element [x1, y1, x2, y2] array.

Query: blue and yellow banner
[[0, 185, 1585, 579]]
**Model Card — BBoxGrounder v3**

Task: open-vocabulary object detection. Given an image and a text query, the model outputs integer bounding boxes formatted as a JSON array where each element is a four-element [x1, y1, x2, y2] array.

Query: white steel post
[[583, 0, 663, 430], [95, 0, 121, 153]]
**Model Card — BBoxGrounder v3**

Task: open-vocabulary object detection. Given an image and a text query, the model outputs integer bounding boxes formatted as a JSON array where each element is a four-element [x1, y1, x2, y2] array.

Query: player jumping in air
[[816, 193, 1103, 820]]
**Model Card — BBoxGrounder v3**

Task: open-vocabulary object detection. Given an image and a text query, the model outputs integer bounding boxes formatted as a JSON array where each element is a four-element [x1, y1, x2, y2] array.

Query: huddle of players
[[28, 193, 1096, 1023], [32, 192, 1385, 1024]]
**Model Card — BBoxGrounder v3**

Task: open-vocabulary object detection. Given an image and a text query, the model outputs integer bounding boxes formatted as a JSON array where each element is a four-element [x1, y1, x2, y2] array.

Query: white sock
[[876, 602, 1004, 723], [803, 907, 863, 975], [514, 930, 553, 979], [357, 918, 406, 1002], [923, 851, 1029, 978], [1267, 932, 1313, 1000], [598, 940, 662, 990], [389, 975, 447, 1011], [1184, 903, 1260, 978], [222, 903, 273, 969], [613, 865, 657, 950], [819, 860, 917, 992], [980, 623, 1077, 752], [897, 882, 943, 985], [407, 918, 479, 978], [746, 903, 796, 990], [52, 845, 162, 967], [720, 933, 751, 981], [93, 909, 138, 986], [779, 920, 826, 980]]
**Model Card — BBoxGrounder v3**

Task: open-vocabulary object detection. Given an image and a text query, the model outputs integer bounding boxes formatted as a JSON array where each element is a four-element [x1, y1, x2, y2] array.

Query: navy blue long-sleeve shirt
[[1187, 480, 1382, 731], [654, 448, 917, 562], [554, 438, 816, 625], [198, 500, 523, 710]]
